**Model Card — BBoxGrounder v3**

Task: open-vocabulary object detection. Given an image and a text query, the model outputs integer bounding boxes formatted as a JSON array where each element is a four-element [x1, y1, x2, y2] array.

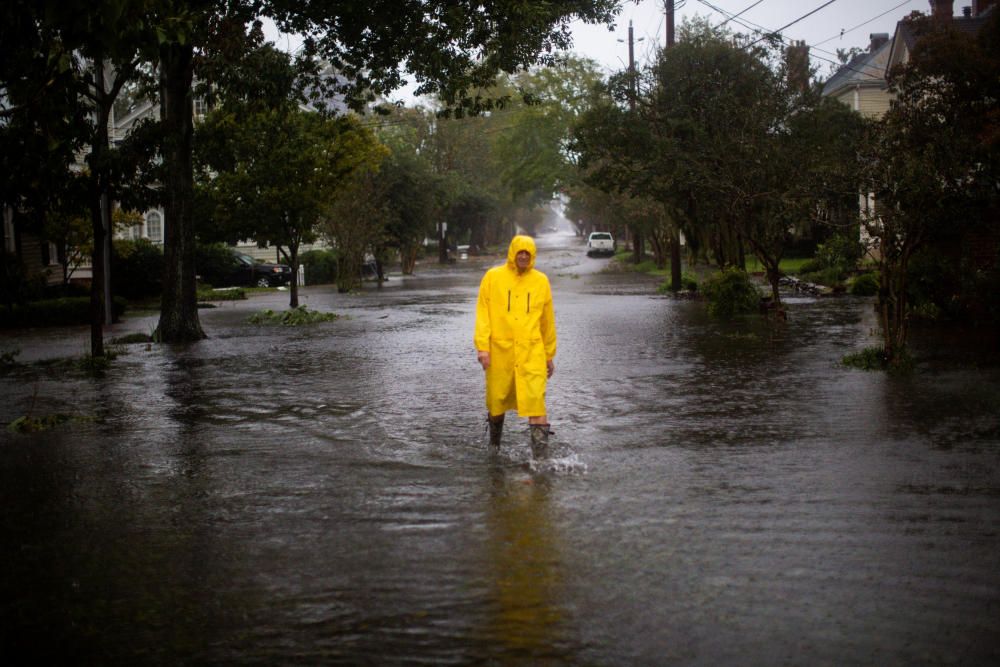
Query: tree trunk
[[156, 42, 205, 342], [87, 60, 111, 359], [670, 227, 682, 291], [288, 243, 299, 308], [766, 265, 783, 312], [400, 245, 417, 275], [878, 257, 909, 365], [631, 226, 643, 264], [88, 176, 106, 359]]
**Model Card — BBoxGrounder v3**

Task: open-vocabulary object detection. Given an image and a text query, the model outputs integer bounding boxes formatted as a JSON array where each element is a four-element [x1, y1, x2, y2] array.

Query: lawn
[[744, 257, 812, 274]]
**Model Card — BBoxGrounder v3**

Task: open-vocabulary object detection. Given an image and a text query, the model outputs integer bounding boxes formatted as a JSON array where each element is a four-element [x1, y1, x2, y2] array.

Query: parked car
[[201, 250, 293, 288], [586, 232, 616, 257]]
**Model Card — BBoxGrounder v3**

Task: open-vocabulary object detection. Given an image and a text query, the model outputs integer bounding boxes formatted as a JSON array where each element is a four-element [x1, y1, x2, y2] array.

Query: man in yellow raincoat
[[474, 235, 557, 454]]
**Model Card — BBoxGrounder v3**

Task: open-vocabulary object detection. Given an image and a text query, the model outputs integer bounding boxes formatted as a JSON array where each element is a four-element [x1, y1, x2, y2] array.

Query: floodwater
[[1, 232, 999, 665]]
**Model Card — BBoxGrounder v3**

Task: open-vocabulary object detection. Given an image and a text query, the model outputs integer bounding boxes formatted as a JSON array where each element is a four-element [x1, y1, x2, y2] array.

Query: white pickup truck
[[586, 232, 616, 257]]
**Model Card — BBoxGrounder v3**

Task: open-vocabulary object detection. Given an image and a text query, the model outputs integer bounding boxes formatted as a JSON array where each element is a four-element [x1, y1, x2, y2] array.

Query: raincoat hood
[[506, 235, 537, 271]]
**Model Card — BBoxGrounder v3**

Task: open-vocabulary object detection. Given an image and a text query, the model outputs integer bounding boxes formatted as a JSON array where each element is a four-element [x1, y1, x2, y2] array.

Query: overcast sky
[[569, 0, 924, 77]]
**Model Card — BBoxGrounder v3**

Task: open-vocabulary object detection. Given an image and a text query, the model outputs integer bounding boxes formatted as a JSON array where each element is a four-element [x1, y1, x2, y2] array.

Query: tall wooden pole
[[666, 1, 682, 291], [667, 0, 675, 47], [627, 21, 644, 264]]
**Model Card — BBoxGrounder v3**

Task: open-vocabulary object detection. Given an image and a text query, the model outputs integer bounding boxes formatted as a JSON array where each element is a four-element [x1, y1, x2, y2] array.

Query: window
[[194, 97, 209, 118], [131, 224, 143, 240], [146, 211, 162, 243]]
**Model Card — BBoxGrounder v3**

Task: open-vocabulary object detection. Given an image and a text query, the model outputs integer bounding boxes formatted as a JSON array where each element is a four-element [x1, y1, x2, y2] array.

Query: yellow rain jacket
[[474, 236, 557, 418]]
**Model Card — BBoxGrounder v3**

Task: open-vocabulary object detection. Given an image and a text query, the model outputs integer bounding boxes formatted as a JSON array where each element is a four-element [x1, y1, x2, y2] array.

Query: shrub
[[8, 413, 74, 433], [0, 296, 126, 328], [702, 268, 761, 319], [1, 252, 48, 305], [111, 239, 164, 300], [800, 266, 845, 288], [815, 234, 863, 272], [657, 271, 699, 294], [42, 282, 89, 299], [796, 258, 824, 275], [842, 346, 913, 372], [109, 332, 154, 345], [248, 305, 338, 326], [850, 272, 879, 296], [797, 234, 863, 288], [300, 249, 338, 285]]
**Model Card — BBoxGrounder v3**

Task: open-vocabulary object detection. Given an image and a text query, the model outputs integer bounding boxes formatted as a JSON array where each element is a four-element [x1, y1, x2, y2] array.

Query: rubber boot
[[488, 414, 504, 449], [529, 423, 551, 458]]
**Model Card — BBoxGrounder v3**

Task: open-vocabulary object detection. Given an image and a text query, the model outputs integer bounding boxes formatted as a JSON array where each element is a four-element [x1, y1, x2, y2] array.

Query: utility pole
[[666, 1, 683, 292], [628, 21, 636, 110], [625, 21, 644, 265], [667, 0, 675, 48]]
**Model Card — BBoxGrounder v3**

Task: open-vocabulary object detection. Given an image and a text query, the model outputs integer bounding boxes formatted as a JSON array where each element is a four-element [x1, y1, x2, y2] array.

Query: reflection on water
[[1, 235, 999, 664], [483, 471, 569, 662]]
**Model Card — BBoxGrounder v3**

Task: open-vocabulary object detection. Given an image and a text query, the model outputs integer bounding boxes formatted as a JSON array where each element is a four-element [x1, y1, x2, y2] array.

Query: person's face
[[515, 250, 531, 271]]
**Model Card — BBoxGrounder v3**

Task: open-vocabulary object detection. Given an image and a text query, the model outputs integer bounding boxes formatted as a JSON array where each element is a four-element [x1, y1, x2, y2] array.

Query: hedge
[[0, 296, 127, 328]]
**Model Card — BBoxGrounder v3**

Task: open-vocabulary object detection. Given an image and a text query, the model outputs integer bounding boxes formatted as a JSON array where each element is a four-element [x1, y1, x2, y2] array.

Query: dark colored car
[[203, 250, 293, 288]]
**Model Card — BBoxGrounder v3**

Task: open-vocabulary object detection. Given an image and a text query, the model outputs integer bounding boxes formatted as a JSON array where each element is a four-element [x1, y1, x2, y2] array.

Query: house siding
[[858, 89, 892, 118]]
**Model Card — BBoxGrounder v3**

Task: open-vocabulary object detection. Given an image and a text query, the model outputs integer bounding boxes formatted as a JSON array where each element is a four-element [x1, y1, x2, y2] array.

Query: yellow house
[[822, 0, 998, 256], [821, 33, 893, 119]]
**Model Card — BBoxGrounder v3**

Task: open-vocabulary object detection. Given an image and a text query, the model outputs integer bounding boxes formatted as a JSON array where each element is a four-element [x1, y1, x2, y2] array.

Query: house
[[823, 0, 997, 256], [886, 0, 997, 76], [2, 208, 62, 287], [821, 33, 893, 119], [824, 0, 997, 116]]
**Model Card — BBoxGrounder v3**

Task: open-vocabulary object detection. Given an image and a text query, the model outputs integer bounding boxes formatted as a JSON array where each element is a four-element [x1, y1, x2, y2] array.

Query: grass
[[842, 346, 914, 372], [743, 257, 812, 274], [109, 332, 155, 345], [196, 286, 247, 301]]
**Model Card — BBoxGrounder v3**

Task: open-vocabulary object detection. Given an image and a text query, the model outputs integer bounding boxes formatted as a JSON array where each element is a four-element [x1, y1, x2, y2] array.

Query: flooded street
[[2, 231, 999, 665]]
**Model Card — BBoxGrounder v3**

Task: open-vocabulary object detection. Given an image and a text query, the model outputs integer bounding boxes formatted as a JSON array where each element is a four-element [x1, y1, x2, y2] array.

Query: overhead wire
[[717, 0, 768, 28], [812, 0, 915, 47], [697, 0, 893, 78], [744, 0, 840, 48]]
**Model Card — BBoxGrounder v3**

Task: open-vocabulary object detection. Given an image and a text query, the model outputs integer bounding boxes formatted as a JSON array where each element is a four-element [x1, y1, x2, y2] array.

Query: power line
[[717, 0, 768, 28], [812, 0, 915, 47], [745, 0, 840, 48], [697, 0, 888, 78]]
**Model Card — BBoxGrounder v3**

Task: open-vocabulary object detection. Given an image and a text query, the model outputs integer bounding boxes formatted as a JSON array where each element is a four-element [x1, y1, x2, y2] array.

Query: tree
[[0, 0, 154, 356], [493, 57, 606, 211], [374, 108, 444, 273], [575, 18, 862, 310], [199, 108, 385, 306], [860, 12, 1000, 364], [154, 0, 619, 339], [7, 1, 620, 338], [379, 151, 441, 275], [319, 170, 384, 292]]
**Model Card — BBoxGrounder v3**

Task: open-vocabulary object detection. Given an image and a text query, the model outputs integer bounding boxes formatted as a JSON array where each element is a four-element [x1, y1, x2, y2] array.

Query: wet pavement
[[1, 231, 999, 665]]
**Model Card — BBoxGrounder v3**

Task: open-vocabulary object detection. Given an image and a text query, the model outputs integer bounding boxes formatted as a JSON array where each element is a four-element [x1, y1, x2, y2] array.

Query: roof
[[821, 38, 892, 98], [886, 6, 996, 77]]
